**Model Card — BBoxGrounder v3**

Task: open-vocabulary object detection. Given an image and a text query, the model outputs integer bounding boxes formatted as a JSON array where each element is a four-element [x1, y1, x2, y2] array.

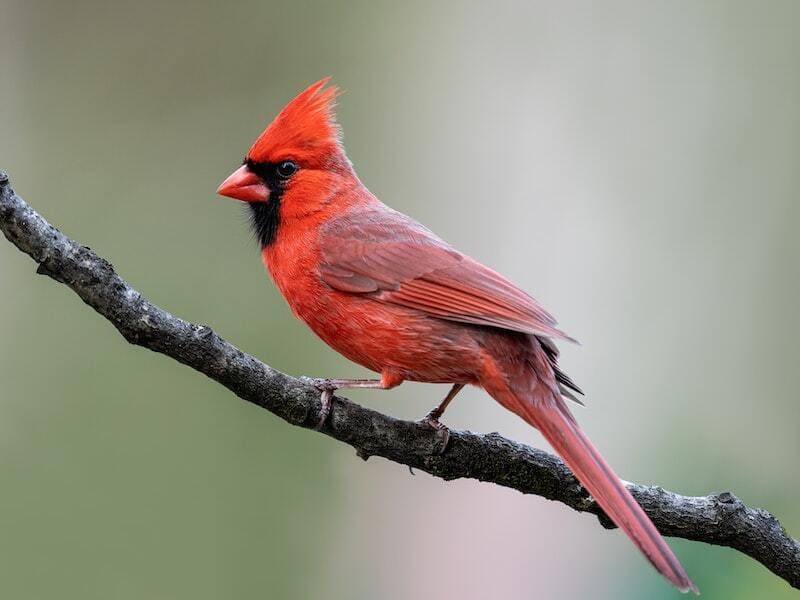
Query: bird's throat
[[248, 200, 281, 247]]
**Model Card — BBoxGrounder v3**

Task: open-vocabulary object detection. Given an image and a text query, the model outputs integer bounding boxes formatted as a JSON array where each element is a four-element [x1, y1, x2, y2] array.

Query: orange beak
[[216, 165, 270, 202]]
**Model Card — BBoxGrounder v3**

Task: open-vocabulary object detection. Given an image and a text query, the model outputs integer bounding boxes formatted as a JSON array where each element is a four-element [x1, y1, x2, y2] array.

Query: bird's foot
[[309, 379, 338, 430], [309, 377, 339, 392], [418, 411, 451, 455], [304, 377, 385, 430]]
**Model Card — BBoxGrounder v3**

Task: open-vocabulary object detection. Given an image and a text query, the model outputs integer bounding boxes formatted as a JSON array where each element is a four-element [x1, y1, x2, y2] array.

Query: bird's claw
[[418, 413, 450, 454], [309, 377, 339, 392], [315, 388, 334, 430], [306, 378, 338, 430]]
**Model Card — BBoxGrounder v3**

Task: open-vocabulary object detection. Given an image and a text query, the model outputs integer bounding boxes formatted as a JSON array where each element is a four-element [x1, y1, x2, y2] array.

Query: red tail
[[506, 387, 697, 593]]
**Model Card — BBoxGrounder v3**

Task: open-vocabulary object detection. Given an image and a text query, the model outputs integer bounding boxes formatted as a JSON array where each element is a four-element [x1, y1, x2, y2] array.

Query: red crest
[[247, 78, 343, 168]]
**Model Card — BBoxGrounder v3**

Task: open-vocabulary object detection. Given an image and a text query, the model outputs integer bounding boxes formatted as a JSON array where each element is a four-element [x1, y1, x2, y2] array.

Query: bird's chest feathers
[[261, 226, 326, 320]]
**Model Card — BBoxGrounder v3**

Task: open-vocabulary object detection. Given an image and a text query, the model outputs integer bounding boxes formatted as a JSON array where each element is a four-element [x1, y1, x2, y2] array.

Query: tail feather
[[510, 390, 698, 594]]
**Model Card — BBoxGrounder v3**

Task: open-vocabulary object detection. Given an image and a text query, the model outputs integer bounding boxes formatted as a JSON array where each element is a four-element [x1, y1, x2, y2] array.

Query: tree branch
[[1, 170, 798, 589]]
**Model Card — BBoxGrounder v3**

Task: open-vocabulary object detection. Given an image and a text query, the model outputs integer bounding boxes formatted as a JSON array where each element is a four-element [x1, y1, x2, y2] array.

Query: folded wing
[[318, 207, 575, 342]]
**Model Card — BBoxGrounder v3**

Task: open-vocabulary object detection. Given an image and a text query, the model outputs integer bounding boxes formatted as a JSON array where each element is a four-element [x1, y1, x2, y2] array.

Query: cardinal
[[217, 78, 697, 593]]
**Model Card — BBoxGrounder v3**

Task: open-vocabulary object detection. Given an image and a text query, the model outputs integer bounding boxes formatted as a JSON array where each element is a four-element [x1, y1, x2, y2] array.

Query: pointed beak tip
[[216, 165, 270, 202], [215, 180, 235, 198]]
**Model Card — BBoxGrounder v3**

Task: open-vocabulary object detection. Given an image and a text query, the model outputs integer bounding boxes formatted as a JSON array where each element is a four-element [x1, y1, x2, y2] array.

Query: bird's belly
[[295, 289, 480, 384], [263, 242, 480, 383]]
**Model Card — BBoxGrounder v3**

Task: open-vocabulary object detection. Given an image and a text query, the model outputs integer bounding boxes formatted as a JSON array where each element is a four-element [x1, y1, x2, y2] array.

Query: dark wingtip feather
[[553, 364, 584, 396]]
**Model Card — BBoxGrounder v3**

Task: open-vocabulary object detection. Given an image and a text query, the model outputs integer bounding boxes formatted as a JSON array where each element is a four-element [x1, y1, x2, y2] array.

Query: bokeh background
[[1, 1, 798, 598]]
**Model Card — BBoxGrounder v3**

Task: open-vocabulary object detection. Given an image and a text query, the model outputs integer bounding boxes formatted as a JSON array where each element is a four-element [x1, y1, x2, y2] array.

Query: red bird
[[217, 79, 697, 593]]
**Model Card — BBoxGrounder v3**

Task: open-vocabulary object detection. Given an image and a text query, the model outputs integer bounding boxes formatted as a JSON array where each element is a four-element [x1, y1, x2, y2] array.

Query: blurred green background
[[1, 1, 798, 598]]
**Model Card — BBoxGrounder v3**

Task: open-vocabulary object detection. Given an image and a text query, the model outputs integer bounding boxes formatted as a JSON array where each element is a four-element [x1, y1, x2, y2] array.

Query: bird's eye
[[276, 161, 298, 179]]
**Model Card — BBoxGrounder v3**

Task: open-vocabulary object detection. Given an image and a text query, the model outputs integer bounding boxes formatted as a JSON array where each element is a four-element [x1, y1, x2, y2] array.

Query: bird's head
[[217, 78, 352, 246]]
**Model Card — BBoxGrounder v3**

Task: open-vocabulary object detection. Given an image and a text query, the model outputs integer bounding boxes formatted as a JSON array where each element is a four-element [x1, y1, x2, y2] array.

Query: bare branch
[[1, 170, 798, 589]]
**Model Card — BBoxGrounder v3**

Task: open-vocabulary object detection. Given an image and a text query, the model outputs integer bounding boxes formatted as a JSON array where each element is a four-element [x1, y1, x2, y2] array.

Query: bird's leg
[[422, 383, 464, 425], [309, 377, 398, 430], [418, 383, 465, 453], [312, 378, 385, 390]]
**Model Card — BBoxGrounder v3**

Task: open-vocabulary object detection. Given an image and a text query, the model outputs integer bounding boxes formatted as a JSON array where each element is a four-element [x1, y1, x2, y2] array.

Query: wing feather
[[318, 207, 575, 342]]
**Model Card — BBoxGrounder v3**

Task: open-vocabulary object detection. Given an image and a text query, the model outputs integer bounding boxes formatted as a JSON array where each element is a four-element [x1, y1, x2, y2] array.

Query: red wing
[[318, 207, 575, 341]]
